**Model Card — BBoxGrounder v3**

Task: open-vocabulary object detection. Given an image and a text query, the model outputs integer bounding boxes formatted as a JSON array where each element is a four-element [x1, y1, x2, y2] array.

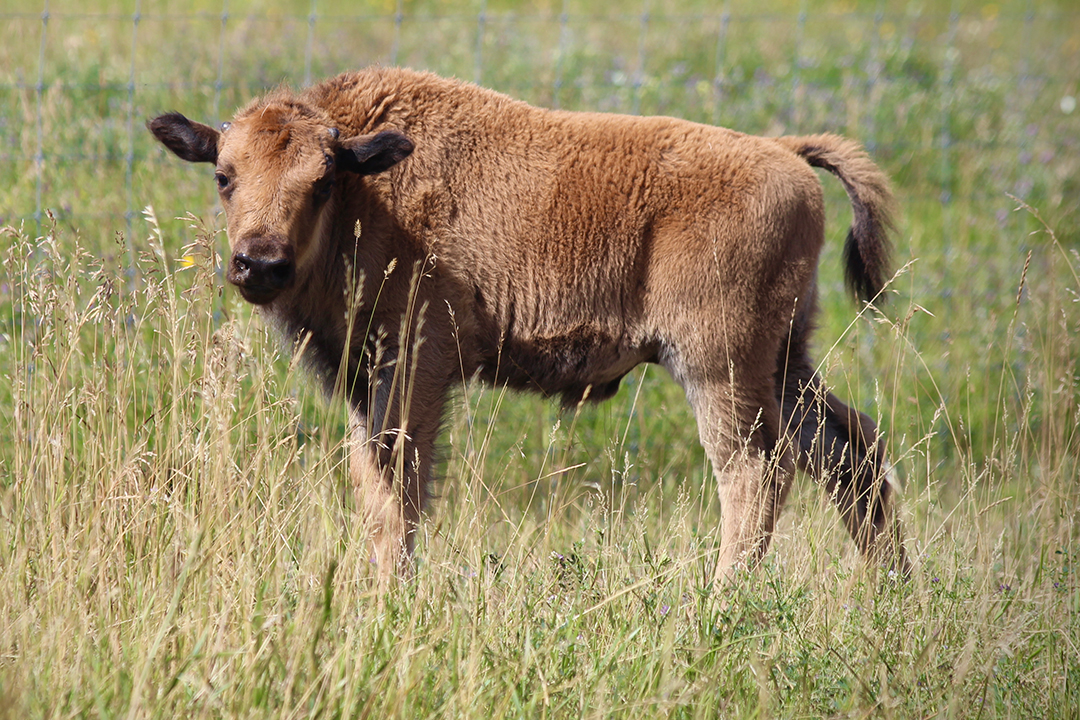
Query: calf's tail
[[776, 134, 896, 304]]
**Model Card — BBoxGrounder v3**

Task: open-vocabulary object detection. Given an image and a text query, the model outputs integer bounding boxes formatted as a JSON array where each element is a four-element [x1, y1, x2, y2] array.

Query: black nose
[[230, 252, 295, 303], [232, 253, 293, 287]]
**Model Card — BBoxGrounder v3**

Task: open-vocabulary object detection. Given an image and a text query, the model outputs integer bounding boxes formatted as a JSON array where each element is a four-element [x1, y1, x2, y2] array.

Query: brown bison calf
[[150, 66, 908, 582]]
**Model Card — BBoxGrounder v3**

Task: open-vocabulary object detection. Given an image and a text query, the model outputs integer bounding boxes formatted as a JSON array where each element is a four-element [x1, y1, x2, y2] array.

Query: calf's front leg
[[348, 424, 421, 578], [348, 360, 448, 581]]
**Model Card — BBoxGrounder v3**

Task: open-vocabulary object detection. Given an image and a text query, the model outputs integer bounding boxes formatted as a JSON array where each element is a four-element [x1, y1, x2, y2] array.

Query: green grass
[[2, 0, 1080, 717]]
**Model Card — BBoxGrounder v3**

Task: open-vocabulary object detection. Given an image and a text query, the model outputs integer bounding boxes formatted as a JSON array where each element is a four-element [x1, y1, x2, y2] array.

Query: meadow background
[[1, 0, 1079, 716]]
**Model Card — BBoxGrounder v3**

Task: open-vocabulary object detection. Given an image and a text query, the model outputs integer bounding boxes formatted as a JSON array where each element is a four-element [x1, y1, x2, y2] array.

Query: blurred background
[[2, 0, 1076, 246], [2, 0, 1078, 496]]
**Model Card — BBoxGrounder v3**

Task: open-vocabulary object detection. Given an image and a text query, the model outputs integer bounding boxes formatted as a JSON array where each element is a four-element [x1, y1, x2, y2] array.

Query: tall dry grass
[[0, 199, 1077, 717]]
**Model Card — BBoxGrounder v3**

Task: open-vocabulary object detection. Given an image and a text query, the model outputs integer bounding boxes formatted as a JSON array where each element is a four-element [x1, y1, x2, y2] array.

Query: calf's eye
[[314, 176, 334, 200], [215, 172, 230, 191]]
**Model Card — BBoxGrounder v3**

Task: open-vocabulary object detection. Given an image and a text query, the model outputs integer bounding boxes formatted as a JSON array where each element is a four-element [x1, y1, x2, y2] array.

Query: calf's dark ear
[[337, 130, 414, 176], [148, 112, 220, 164]]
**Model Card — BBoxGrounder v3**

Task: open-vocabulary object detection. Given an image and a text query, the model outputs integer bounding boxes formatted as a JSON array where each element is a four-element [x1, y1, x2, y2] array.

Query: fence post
[[789, 0, 807, 129], [33, 3, 49, 236], [630, 1, 650, 116], [553, 0, 570, 109], [474, 0, 487, 85], [391, 0, 404, 66], [939, 5, 958, 209], [710, 0, 731, 127], [124, 2, 142, 257], [305, 0, 318, 86], [213, 2, 229, 124], [864, 0, 886, 152]]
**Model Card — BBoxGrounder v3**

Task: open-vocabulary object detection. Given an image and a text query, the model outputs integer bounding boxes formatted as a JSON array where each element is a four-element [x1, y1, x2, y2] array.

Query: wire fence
[[0, 2, 1077, 244]]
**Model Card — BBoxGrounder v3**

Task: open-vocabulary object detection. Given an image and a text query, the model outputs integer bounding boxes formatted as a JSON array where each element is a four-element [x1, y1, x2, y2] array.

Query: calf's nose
[[229, 251, 295, 304], [232, 253, 294, 287]]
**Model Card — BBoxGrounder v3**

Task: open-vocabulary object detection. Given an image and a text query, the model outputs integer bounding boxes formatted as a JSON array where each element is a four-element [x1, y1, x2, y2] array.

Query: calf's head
[[149, 104, 413, 304]]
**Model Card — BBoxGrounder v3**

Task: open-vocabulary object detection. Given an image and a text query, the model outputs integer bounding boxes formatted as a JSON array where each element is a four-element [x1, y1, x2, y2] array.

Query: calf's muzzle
[[227, 239, 295, 305]]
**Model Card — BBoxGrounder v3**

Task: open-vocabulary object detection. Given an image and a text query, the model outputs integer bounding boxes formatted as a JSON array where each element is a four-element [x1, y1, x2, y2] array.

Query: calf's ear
[[148, 113, 220, 164], [337, 130, 414, 176]]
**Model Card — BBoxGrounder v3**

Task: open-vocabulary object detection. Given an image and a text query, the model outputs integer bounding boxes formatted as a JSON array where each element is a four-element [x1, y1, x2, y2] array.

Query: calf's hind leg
[[778, 349, 910, 576]]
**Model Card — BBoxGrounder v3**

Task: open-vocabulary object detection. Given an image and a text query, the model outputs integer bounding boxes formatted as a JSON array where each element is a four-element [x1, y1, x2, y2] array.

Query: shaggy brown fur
[[150, 66, 909, 582]]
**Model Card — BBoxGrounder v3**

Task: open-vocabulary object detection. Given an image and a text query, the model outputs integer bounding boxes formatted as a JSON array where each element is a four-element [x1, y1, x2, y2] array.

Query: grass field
[[2, 0, 1079, 717]]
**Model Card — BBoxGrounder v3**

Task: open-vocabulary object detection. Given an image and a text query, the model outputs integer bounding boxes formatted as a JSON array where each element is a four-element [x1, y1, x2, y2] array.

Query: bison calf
[[150, 66, 908, 582]]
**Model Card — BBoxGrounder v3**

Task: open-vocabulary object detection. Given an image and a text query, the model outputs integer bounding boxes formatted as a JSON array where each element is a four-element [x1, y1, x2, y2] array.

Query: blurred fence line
[[0, 2, 1076, 241]]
